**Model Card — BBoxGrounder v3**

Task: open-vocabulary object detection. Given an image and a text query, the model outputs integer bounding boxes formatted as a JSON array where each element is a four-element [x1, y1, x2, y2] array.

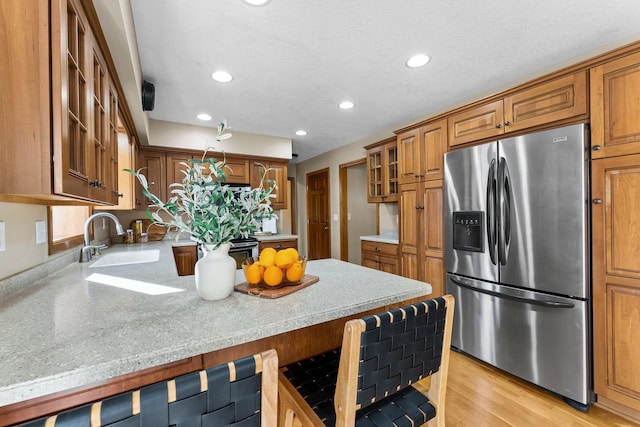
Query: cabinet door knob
[[593, 199, 602, 204], [504, 121, 511, 126], [496, 123, 502, 128], [593, 145, 601, 151], [375, 247, 381, 252]]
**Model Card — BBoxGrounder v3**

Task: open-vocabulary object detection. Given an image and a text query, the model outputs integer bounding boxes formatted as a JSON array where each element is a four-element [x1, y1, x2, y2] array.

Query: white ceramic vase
[[195, 243, 236, 301]]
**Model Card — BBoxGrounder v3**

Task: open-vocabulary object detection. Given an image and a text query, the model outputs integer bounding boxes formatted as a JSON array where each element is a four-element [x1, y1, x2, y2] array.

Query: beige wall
[[0, 202, 49, 279], [379, 203, 399, 234], [294, 129, 395, 258], [346, 164, 377, 263], [148, 119, 292, 159]]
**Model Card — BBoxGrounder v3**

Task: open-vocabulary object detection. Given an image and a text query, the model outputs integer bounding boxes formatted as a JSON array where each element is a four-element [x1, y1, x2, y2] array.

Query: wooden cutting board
[[131, 219, 168, 241], [234, 275, 319, 299]]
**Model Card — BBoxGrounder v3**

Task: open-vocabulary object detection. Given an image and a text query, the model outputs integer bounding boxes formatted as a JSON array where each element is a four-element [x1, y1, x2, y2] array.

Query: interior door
[[307, 168, 331, 259]]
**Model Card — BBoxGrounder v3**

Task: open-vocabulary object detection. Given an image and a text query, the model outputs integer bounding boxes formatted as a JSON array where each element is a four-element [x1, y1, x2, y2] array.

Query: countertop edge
[[360, 235, 399, 244]]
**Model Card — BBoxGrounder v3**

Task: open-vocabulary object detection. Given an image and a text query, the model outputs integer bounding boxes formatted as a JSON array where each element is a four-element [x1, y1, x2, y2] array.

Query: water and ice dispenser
[[452, 211, 484, 253]]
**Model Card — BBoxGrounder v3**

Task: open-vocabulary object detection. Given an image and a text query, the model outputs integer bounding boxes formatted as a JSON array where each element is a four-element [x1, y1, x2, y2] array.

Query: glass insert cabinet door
[[368, 149, 383, 200], [386, 144, 398, 199], [366, 138, 398, 203]]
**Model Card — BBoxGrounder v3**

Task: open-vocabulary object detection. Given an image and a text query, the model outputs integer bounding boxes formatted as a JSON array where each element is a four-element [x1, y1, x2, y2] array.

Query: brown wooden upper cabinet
[[448, 72, 588, 147], [0, 0, 120, 204], [220, 158, 250, 183], [136, 149, 167, 209], [397, 119, 447, 185], [97, 130, 136, 211], [136, 148, 286, 209], [251, 160, 288, 210], [591, 51, 640, 159], [365, 137, 398, 203], [193, 153, 250, 184]]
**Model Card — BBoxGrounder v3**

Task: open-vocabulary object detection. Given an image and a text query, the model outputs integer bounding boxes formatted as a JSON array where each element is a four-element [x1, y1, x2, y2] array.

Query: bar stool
[[18, 349, 278, 427], [278, 295, 454, 427]]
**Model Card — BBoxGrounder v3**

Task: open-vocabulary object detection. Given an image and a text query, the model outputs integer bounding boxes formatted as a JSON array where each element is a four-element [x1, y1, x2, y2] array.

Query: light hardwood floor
[[446, 351, 639, 426]]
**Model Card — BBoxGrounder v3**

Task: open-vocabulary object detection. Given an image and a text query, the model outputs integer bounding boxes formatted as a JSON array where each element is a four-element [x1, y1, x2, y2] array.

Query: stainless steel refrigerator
[[444, 123, 591, 408]]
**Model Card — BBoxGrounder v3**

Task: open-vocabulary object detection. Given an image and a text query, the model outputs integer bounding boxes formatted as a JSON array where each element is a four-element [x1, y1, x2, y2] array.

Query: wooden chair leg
[[278, 370, 324, 427]]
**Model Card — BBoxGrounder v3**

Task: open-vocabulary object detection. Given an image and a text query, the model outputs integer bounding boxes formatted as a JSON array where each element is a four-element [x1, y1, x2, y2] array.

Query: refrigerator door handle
[[497, 157, 512, 265], [450, 277, 575, 309], [486, 159, 497, 265]]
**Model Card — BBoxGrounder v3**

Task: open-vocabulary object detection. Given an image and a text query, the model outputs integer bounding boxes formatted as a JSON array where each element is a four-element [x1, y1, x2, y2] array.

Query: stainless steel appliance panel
[[447, 273, 590, 405], [444, 142, 498, 283], [498, 124, 589, 298]]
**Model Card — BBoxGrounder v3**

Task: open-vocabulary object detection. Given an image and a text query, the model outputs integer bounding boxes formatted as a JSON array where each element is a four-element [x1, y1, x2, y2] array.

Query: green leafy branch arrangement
[[126, 122, 276, 250]]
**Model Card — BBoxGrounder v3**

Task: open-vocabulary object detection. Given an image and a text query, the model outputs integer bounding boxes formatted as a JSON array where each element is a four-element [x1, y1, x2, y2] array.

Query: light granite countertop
[[254, 233, 298, 241], [360, 235, 399, 245], [0, 241, 430, 407]]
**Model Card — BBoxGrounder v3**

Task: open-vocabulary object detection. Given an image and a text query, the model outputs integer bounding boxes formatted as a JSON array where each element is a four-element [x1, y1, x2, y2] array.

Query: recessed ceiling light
[[296, 130, 307, 136], [211, 71, 233, 83], [338, 101, 355, 109], [242, 0, 271, 6], [197, 113, 212, 121], [406, 54, 431, 68]]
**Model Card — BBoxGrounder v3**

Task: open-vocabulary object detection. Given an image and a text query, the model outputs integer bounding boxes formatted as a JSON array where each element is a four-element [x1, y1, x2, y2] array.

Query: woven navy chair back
[[18, 349, 278, 427], [278, 295, 454, 427], [355, 296, 447, 410]]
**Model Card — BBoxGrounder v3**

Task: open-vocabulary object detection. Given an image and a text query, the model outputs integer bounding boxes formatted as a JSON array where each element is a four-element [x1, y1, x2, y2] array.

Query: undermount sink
[[89, 249, 160, 268]]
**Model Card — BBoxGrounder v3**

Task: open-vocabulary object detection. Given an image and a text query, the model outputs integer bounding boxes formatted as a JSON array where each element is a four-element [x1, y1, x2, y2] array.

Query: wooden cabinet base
[[595, 395, 640, 425], [361, 241, 399, 275], [258, 238, 297, 252], [172, 244, 197, 276]]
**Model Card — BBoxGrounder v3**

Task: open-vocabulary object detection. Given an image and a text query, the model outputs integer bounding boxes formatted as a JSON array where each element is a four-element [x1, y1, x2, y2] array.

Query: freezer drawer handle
[[450, 277, 575, 309]]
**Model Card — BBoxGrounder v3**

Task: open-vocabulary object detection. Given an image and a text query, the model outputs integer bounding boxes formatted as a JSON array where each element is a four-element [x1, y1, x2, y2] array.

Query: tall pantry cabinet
[[0, 0, 120, 204], [397, 119, 447, 297], [591, 50, 640, 418]]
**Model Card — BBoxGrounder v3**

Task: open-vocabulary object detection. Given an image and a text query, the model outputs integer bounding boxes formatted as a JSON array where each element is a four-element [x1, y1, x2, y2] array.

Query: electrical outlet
[[0, 221, 5, 252], [35, 220, 47, 244], [347, 213, 352, 220]]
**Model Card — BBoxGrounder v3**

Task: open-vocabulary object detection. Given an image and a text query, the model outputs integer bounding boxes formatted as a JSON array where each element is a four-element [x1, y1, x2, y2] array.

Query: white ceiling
[[126, 0, 640, 163]]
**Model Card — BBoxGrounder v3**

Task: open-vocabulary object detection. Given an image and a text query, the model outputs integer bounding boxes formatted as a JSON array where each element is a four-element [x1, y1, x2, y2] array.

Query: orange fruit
[[245, 263, 263, 285], [286, 262, 304, 283], [275, 249, 294, 269], [285, 247, 300, 262], [263, 265, 283, 287], [259, 248, 276, 267]]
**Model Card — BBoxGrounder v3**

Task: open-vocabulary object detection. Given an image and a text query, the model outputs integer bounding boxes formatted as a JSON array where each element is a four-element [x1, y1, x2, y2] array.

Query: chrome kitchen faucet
[[79, 212, 125, 262]]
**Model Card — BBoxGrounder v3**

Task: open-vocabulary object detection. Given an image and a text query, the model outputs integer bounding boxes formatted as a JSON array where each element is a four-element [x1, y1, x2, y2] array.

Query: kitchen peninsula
[[0, 241, 431, 425]]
